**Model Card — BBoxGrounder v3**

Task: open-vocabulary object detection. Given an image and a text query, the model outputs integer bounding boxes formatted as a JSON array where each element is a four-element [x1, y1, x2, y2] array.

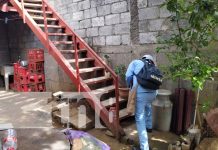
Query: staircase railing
[[42, 0, 121, 136], [20, 0, 25, 23], [42, 0, 49, 51]]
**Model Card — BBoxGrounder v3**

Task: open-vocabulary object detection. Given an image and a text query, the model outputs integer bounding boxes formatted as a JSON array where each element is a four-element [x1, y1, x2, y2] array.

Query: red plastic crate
[[29, 83, 46, 92], [18, 74, 29, 85], [13, 84, 21, 91], [17, 66, 28, 76], [28, 74, 45, 83], [28, 62, 44, 73], [13, 63, 20, 75], [28, 49, 44, 62], [19, 84, 32, 92]]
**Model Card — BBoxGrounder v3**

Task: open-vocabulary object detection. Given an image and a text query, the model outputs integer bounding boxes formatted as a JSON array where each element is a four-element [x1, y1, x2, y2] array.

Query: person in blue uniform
[[126, 54, 157, 150]]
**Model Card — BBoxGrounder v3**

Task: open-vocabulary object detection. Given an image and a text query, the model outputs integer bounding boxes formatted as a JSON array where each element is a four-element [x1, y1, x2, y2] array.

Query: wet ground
[[0, 90, 179, 150]]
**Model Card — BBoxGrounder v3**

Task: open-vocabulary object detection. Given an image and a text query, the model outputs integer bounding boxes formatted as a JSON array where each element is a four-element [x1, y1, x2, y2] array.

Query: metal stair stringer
[[9, 0, 125, 138]]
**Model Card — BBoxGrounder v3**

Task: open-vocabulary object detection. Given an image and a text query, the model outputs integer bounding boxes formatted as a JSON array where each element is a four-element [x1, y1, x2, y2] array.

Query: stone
[[111, 1, 127, 13], [99, 26, 113, 36], [97, 5, 111, 16], [148, 19, 165, 31], [138, 0, 148, 8], [75, 29, 86, 38], [72, 11, 84, 21], [86, 27, 99, 37], [84, 8, 97, 19], [160, 6, 171, 18], [106, 35, 121, 45], [93, 36, 106, 46], [105, 0, 120, 4], [139, 32, 158, 44], [121, 34, 130, 45], [114, 23, 130, 34], [138, 7, 159, 20], [67, 3, 78, 13], [120, 12, 131, 23], [148, 0, 165, 6], [69, 21, 80, 30], [105, 14, 120, 25], [92, 17, 104, 27], [78, 0, 90, 10], [79, 19, 91, 29], [139, 20, 149, 33]]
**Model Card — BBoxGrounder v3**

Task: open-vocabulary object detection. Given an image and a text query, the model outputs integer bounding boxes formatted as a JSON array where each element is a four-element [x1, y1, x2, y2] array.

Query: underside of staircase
[[1, 0, 130, 138]]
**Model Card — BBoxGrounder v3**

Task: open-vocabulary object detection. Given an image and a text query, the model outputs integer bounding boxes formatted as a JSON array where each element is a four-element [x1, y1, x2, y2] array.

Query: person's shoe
[[146, 128, 152, 133]]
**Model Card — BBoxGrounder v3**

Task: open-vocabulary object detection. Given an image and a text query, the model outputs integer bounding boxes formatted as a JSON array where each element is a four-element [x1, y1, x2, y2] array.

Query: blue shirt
[[125, 59, 157, 94]]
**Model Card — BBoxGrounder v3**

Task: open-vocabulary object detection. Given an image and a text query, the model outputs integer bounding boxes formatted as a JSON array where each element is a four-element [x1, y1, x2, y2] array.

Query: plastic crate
[[29, 83, 46, 92], [28, 62, 44, 73], [28, 73, 45, 83], [17, 66, 28, 77], [28, 49, 44, 62], [13, 63, 20, 75]]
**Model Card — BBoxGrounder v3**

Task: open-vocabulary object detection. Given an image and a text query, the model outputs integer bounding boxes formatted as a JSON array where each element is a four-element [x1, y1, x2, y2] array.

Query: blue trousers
[[135, 92, 156, 150]]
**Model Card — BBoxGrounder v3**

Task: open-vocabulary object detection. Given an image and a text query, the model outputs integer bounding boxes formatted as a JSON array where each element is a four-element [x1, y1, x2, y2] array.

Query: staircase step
[[24, 3, 43, 8], [78, 67, 104, 74], [38, 24, 65, 28], [92, 85, 115, 95], [31, 16, 58, 21], [60, 49, 87, 54], [119, 108, 129, 120], [23, 0, 42, 3], [68, 58, 95, 63], [101, 97, 126, 108], [83, 76, 113, 85], [52, 41, 73, 45], [48, 33, 72, 36], [26, 9, 52, 14]]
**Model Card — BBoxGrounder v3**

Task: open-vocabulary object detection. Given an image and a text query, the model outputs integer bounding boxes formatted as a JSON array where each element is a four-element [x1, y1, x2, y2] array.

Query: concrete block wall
[[48, 0, 131, 47], [0, 22, 10, 65], [7, 20, 75, 92], [48, 0, 172, 67]]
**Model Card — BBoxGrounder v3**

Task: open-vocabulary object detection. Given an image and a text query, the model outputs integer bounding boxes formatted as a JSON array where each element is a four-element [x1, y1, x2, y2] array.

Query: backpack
[[136, 59, 163, 90]]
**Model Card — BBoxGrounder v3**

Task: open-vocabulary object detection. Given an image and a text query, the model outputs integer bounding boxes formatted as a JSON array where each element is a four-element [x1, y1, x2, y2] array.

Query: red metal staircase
[[7, 0, 129, 138]]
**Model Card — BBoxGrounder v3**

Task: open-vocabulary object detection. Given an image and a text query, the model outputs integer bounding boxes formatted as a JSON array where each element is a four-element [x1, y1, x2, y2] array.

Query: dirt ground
[[0, 90, 179, 150]]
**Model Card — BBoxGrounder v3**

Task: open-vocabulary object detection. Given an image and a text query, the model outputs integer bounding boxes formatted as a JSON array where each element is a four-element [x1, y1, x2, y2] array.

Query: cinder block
[[97, 5, 111, 16], [139, 32, 158, 44], [121, 34, 130, 45], [79, 19, 91, 29], [121, 12, 131, 23], [139, 20, 149, 33], [69, 21, 80, 30], [106, 35, 121, 45], [84, 8, 97, 19], [105, 0, 120, 4], [148, 19, 165, 31], [99, 26, 113, 36], [114, 23, 130, 34], [75, 29, 86, 38], [78, 0, 90, 10], [92, 17, 105, 27], [72, 11, 84, 21], [160, 6, 171, 18], [67, 3, 78, 13], [86, 27, 99, 37], [93, 36, 106, 46], [111, 1, 127, 13], [138, 0, 147, 8], [148, 0, 165, 6], [105, 14, 120, 25], [139, 7, 159, 20]]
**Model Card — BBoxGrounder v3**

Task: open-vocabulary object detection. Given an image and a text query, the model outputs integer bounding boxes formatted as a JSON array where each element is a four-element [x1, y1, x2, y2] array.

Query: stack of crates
[[13, 49, 46, 92]]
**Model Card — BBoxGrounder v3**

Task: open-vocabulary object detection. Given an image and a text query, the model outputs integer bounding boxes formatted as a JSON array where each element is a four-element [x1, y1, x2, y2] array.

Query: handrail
[[73, 35, 81, 92], [42, 0, 49, 51], [21, 0, 25, 23]]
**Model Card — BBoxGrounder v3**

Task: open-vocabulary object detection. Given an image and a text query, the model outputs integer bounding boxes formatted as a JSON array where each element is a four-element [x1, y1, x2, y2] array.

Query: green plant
[[114, 64, 127, 86], [157, 0, 218, 126]]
